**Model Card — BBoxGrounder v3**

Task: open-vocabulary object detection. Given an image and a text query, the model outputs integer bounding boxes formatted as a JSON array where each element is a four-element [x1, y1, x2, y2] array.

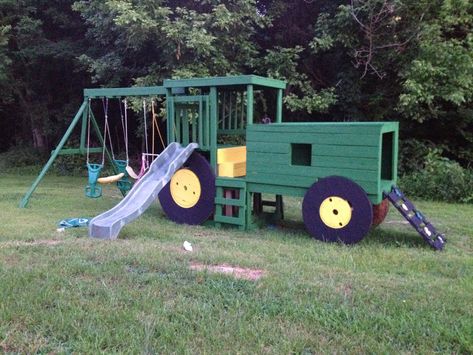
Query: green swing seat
[[85, 163, 103, 198], [113, 159, 132, 195]]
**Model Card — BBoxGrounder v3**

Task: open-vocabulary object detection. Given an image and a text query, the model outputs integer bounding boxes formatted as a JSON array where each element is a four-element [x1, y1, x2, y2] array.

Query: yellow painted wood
[[217, 146, 247, 163], [170, 169, 201, 208], [218, 161, 246, 177], [217, 146, 247, 177], [319, 196, 352, 229]]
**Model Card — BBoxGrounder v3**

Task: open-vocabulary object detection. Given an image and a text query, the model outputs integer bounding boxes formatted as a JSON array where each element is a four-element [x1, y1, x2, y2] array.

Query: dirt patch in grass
[[190, 262, 266, 281]]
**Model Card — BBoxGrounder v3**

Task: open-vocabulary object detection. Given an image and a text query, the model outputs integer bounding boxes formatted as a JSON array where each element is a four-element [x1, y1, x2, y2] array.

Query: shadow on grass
[[273, 217, 432, 250], [364, 227, 430, 249]]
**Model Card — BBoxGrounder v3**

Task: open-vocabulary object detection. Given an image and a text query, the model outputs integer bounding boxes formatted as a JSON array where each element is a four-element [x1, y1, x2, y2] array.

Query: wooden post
[[276, 88, 283, 123], [166, 88, 173, 144], [20, 100, 88, 208], [79, 101, 89, 152], [209, 86, 218, 172], [246, 85, 253, 125]]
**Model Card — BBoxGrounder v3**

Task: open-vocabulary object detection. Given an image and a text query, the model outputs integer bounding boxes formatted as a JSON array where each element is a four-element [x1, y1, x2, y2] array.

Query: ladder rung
[[215, 197, 246, 207]]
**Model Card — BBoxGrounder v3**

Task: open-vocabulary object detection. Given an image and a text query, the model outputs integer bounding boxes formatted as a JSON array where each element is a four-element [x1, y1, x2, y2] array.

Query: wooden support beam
[[19, 100, 88, 208], [246, 85, 254, 125], [276, 89, 283, 123], [209, 87, 218, 172]]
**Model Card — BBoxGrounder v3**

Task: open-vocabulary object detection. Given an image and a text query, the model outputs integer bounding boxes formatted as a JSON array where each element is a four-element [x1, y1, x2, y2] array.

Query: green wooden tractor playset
[[20, 75, 445, 250]]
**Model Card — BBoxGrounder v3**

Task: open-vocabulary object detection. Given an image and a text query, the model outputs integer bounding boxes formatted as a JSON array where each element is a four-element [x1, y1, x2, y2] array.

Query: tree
[[309, 0, 473, 163], [0, 0, 89, 152], [73, 0, 268, 86]]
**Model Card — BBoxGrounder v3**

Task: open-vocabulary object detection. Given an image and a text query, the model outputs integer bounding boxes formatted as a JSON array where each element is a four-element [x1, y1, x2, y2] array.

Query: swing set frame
[[19, 85, 167, 208]]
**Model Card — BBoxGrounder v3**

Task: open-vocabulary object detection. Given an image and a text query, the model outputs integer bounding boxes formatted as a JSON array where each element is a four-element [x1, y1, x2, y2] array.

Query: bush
[[399, 148, 473, 203], [0, 145, 44, 170], [52, 155, 88, 176], [398, 139, 439, 176]]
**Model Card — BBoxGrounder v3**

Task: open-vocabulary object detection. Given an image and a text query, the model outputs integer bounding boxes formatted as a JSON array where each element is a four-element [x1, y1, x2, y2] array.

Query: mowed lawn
[[0, 172, 472, 353]]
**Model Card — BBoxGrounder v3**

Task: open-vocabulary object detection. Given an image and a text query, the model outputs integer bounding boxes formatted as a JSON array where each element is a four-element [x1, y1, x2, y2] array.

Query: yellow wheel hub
[[319, 196, 352, 229], [170, 169, 201, 208]]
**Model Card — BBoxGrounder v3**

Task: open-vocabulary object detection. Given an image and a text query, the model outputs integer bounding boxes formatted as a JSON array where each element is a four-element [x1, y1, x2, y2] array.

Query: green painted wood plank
[[311, 144, 379, 158], [246, 131, 380, 146], [217, 129, 246, 135], [174, 108, 181, 142], [191, 110, 197, 143], [182, 108, 189, 145], [312, 156, 378, 171], [248, 123, 386, 135], [84, 86, 166, 98], [246, 142, 289, 154], [248, 153, 379, 171], [166, 92, 173, 144], [172, 95, 208, 103], [215, 197, 246, 207], [248, 152, 288, 164], [204, 99, 209, 148], [247, 161, 379, 183], [198, 98, 203, 147], [209, 87, 218, 172], [53, 147, 102, 156], [215, 177, 247, 188], [221, 91, 226, 130], [164, 75, 286, 90], [240, 91, 245, 129], [247, 183, 306, 198], [234, 91, 238, 130], [246, 85, 253, 125], [227, 92, 230, 129], [276, 89, 283, 123], [79, 104, 88, 150], [246, 172, 378, 193], [213, 214, 246, 226]]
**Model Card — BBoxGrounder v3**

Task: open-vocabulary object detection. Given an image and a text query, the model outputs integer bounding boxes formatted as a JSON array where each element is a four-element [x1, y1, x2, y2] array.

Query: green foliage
[[262, 46, 337, 114], [0, 0, 472, 170], [398, 1, 473, 123], [309, 0, 473, 160], [400, 148, 473, 203], [72, 0, 268, 85], [0, 145, 42, 169], [398, 138, 436, 175]]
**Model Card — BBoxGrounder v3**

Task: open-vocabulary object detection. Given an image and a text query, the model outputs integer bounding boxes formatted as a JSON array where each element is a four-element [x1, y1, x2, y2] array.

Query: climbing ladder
[[385, 186, 446, 250], [214, 177, 248, 230]]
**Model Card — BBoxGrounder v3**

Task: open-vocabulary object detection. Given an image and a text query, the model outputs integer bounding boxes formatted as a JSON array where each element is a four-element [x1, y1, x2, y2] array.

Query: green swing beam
[[20, 85, 167, 208]]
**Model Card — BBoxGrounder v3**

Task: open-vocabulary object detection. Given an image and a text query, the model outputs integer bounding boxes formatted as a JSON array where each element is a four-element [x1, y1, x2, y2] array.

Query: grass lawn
[[0, 172, 472, 353]]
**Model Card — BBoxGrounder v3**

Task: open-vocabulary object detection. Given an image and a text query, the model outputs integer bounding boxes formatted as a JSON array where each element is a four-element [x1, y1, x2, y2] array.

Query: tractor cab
[[163, 75, 286, 177]]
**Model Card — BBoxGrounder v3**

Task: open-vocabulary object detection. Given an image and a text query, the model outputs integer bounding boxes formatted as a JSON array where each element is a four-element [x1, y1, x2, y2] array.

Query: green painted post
[[182, 108, 189, 145], [79, 101, 89, 152], [276, 89, 283, 123], [19, 100, 88, 208], [227, 91, 233, 130], [198, 97, 203, 147], [209, 86, 218, 172], [221, 92, 226, 130], [166, 89, 173, 144], [246, 85, 254, 125], [240, 91, 245, 129]]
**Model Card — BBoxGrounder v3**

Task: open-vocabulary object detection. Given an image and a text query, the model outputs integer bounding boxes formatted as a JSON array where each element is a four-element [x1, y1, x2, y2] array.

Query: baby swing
[[126, 99, 164, 180]]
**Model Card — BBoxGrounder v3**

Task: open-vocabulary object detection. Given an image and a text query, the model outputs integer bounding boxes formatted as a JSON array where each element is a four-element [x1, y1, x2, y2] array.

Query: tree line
[[0, 0, 471, 169]]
